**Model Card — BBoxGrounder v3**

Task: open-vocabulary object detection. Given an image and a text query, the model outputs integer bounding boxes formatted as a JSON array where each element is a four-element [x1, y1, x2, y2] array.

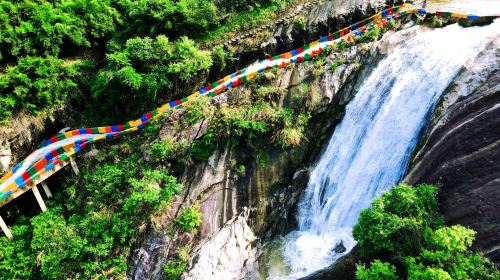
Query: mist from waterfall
[[267, 20, 500, 279]]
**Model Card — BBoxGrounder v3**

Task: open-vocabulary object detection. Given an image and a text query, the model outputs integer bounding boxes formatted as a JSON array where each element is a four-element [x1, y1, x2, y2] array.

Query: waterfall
[[271, 20, 500, 279]]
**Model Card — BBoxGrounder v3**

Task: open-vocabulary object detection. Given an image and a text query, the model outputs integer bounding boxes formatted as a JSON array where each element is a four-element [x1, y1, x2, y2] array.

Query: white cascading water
[[269, 20, 500, 279]]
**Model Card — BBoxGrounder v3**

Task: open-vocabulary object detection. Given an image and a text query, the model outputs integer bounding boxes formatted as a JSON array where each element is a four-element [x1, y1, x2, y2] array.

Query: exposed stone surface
[[128, 232, 172, 280], [261, 0, 391, 54], [406, 37, 500, 266], [181, 209, 257, 280], [299, 246, 361, 280]]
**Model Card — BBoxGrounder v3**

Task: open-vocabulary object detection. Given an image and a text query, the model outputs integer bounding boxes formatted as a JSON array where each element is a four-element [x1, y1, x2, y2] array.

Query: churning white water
[[271, 21, 500, 279]]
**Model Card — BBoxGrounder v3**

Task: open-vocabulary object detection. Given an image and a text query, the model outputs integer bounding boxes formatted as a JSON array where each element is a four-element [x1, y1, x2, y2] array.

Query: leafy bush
[[0, 0, 296, 124], [189, 129, 217, 161], [211, 102, 274, 147], [356, 260, 398, 280], [256, 85, 284, 101], [0, 0, 218, 61], [164, 246, 191, 280], [31, 208, 87, 279], [201, 0, 291, 43], [0, 56, 77, 123], [406, 225, 500, 280], [62, 0, 123, 42], [294, 16, 306, 30], [164, 245, 191, 279], [0, 222, 36, 279], [91, 35, 212, 120], [432, 16, 446, 28], [219, 0, 277, 12], [0, 1, 88, 59], [123, 169, 183, 215], [273, 127, 304, 148], [115, 0, 218, 40], [273, 111, 310, 149], [358, 27, 382, 43], [212, 45, 236, 71], [164, 258, 187, 280], [174, 0, 218, 34], [177, 204, 203, 233], [149, 137, 188, 163], [353, 184, 442, 257], [0, 140, 185, 278], [354, 184, 500, 279]]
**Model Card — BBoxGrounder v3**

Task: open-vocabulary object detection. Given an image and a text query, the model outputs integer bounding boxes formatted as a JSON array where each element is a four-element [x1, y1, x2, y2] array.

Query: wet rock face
[[406, 39, 500, 266]]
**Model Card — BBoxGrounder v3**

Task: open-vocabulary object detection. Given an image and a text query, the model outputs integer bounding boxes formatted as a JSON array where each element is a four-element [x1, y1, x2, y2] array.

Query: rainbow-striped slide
[[1, 3, 496, 202]]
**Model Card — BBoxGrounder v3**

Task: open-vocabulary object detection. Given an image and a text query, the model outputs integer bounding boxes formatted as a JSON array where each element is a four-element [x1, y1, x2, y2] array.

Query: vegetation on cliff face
[[0, 0, 292, 124], [354, 184, 500, 280], [177, 204, 203, 233], [0, 119, 186, 279], [0, 56, 78, 124]]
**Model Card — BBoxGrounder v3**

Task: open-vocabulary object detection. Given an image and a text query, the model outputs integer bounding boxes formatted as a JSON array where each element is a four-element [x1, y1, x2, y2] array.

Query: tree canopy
[[354, 184, 500, 280]]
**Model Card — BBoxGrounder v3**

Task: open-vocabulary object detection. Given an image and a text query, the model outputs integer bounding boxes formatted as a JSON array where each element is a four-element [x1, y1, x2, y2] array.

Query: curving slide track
[[1, 3, 498, 203]]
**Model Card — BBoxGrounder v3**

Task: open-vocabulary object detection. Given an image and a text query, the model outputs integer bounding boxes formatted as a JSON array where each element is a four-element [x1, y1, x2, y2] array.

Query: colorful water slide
[[0, 3, 498, 204]]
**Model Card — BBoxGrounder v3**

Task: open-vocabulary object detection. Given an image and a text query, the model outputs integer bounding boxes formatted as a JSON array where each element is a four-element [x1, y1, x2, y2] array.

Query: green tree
[[353, 184, 442, 258], [113, 0, 217, 40], [354, 184, 500, 280], [62, 0, 123, 43], [406, 226, 500, 280], [31, 208, 87, 279], [91, 35, 211, 121], [174, 0, 218, 34], [0, 1, 87, 59]]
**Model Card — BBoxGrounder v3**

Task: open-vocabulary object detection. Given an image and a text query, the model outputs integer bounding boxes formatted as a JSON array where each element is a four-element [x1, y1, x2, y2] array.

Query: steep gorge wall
[[129, 41, 376, 280], [405, 37, 500, 266]]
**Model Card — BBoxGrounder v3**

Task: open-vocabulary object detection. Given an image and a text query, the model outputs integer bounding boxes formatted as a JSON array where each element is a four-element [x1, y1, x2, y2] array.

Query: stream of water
[[266, 20, 500, 279]]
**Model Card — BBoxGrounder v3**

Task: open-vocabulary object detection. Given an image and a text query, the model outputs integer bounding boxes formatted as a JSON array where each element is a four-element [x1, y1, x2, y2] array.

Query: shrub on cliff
[[91, 35, 212, 121], [177, 204, 203, 234], [354, 184, 500, 279], [0, 56, 77, 123]]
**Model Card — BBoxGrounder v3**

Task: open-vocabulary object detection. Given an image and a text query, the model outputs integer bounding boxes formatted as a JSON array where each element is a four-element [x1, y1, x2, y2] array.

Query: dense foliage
[[0, 124, 185, 278], [0, 0, 291, 124], [177, 204, 203, 233], [0, 56, 77, 123], [91, 35, 212, 120], [183, 70, 314, 161], [353, 184, 500, 280]]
